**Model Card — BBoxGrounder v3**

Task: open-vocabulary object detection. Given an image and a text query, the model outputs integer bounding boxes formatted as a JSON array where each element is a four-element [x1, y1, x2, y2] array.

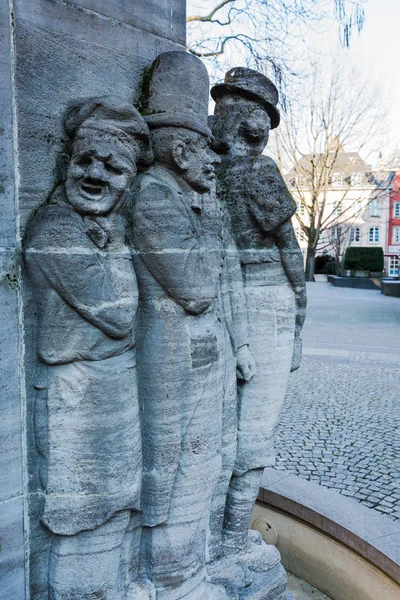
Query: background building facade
[[285, 140, 394, 275]]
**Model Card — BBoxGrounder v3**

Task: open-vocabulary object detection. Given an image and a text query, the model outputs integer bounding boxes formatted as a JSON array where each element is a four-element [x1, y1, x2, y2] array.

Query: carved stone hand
[[236, 344, 257, 381]]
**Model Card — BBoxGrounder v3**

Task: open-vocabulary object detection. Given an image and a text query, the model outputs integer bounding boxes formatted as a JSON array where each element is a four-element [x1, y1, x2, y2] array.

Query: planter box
[[381, 280, 400, 297], [327, 275, 380, 290]]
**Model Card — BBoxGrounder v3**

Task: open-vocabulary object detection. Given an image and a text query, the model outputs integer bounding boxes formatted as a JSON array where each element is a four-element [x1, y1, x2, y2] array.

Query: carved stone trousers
[[234, 260, 296, 475], [140, 318, 226, 599], [36, 349, 142, 535]]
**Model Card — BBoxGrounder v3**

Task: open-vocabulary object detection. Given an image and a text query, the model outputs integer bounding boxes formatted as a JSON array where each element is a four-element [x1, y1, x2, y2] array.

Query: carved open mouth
[[214, 141, 230, 154], [80, 179, 106, 197], [204, 167, 215, 179]]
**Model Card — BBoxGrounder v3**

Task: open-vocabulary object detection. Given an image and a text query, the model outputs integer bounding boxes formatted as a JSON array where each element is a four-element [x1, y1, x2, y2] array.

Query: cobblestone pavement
[[275, 283, 400, 520]]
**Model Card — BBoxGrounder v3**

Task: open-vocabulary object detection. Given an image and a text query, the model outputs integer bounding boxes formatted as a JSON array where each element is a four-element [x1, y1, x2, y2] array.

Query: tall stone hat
[[64, 95, 153, 166], [211, 67, 280, 129], [143, 51, 213, 139]]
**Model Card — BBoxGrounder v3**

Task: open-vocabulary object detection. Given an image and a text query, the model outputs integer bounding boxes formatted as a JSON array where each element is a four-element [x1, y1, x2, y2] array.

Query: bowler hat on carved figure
[[143, 51, 213, 139], [211, 67, 281, 129]]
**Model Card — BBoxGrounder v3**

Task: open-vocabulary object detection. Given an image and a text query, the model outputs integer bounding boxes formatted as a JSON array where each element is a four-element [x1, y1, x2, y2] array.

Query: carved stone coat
[[130, 165, 247, 527], [217, 155, 298, 473], [24, 187, 141, 535]]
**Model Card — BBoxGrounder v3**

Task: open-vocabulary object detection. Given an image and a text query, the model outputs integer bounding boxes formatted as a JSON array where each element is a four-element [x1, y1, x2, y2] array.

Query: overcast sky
[[294, 0, 400, 163], [189, 0, 400, 163], [347, 0, 400, 159]]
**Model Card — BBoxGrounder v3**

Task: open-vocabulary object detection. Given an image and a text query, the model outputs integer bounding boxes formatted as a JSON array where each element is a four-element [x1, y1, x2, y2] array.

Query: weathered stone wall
[[0, 2, 185, 598]]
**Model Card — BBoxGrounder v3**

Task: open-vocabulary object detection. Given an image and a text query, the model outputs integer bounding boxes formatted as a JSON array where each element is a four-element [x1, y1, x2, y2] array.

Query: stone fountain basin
[[251, 468, 400, 600]]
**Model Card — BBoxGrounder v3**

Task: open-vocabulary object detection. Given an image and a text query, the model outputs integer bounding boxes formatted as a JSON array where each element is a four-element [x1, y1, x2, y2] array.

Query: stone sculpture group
[[24, 51, 306, 600]]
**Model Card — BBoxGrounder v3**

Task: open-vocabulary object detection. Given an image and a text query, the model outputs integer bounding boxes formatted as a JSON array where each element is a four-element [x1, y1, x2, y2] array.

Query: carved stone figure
[[24, 97, 153, 600], [210, 68, 307, 589], [128, 51, 253, 600]]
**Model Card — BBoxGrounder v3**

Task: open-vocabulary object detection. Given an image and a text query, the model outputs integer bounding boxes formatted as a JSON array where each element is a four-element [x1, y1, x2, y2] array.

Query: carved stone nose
[[211, 152, 222, 165], [87, 162, 104, 179]]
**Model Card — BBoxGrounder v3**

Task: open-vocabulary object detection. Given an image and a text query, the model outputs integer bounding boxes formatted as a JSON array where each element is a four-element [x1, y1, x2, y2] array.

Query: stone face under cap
[[211, 67, 280, 129], [144, 50, 213, 137], [65, 95, 153, 165]]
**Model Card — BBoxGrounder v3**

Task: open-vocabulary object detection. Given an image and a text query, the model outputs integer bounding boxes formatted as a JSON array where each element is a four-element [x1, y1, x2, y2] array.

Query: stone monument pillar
[[1, 4, 306, 598], [0, 3, 185, 599]]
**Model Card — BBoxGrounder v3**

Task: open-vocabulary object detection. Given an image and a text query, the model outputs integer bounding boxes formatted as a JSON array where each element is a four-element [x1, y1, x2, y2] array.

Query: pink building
[[386, 171, 400, 277]]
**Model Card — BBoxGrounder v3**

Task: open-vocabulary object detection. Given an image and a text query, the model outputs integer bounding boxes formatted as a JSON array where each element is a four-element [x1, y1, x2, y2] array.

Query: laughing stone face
[[65, 131, 137, 216]]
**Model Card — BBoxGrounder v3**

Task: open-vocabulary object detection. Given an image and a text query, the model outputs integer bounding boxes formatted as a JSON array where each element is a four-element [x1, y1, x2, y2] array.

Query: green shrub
[[344, 247, 384, 272], [324, 260, 337, 275]]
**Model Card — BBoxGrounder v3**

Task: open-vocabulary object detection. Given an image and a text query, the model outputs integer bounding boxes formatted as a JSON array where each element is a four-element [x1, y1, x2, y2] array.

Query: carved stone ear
[[171, 140, 188, 171]]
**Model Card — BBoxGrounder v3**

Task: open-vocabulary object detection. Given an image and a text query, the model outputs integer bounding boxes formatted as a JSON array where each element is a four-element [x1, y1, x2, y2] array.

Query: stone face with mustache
[[65, 130, 137, 216]]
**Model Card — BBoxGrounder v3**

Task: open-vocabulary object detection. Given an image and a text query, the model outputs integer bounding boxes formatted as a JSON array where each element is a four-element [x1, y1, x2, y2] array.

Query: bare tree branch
[[187, 0, 236, 25], [273, 58, 389, 280], [187, 0, 367, 86]]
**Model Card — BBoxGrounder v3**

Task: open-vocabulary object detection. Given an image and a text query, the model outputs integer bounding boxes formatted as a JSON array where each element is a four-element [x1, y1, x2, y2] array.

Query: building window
[[369, 199, 381, 217], [389, 256, 399, 277], [350, 227, 360, 243], [393, 227, 400, 244], [297, 201, 305, 216], [351, 173, 362, 186], [332, 173, 343, 187], [296, 175, 306, 187], [394, 202, 400, 218], [330, 226, 341, 241], [295, 227, 307, 243], [368, 227, 380, 243], [333, 201, 342, 215]]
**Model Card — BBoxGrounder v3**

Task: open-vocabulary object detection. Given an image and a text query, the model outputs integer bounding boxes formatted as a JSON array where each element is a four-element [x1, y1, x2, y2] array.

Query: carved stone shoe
[[126, 580, 156, 600], [222, 530, 281, 573], [207, 553, 252, 589], [181, 580, 230, 600]]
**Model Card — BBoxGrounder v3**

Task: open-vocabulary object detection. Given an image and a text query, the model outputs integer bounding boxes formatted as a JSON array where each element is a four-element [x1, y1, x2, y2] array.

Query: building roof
[[285, 139, 394, 189]]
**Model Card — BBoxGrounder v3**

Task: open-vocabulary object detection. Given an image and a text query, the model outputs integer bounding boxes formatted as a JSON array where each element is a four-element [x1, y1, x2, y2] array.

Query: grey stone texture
[[2, 5, 304, 595], [1, 2, 185, 599], [275, 283, 400, 522], [286, 573, 331, 600], [381, 279, 400, 297], [207, 67, 306, 600], [129, 50, 253, 600], [0, 1, 26, 598], [24, 98, 150, 599]]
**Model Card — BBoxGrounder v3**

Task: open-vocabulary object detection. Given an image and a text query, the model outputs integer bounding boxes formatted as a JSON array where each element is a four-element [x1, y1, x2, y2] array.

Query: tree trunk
[[305, 245, 316, 281]]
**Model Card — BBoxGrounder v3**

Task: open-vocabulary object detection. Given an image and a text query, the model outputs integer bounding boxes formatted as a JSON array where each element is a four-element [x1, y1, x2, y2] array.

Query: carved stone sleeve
[[132, 179, 217, 314], [223, 209, 249, 351], [275, 219, 307, 337], [25, 205, 137, 339], [245, 157, 297, 234]]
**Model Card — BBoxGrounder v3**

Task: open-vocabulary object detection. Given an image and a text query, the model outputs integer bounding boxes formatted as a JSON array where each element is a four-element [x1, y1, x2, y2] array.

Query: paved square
[[275, 283, 400, 520]]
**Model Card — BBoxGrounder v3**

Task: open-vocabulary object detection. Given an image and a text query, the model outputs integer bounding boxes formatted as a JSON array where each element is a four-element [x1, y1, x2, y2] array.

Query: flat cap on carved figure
[[211, 67, 280, 129], [65, 95, 153, 165], [143, 50, 213, 138]]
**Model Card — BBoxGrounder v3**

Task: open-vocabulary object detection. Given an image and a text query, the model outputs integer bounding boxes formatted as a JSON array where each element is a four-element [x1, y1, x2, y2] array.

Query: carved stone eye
[[75, 156, 91, 168], [237, 119, 266, 144], [243, 123, 265, 142], [104, 162, 123, 175]]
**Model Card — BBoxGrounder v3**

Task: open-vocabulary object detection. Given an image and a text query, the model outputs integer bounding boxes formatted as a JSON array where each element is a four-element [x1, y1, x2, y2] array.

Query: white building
[[285, 140, 393, 271]]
